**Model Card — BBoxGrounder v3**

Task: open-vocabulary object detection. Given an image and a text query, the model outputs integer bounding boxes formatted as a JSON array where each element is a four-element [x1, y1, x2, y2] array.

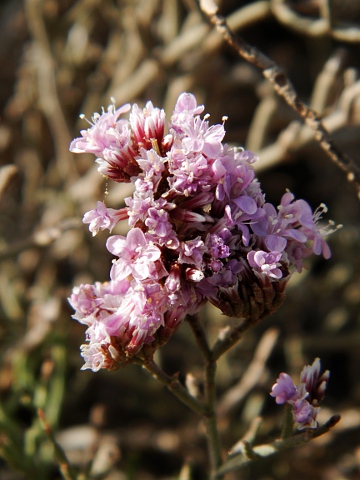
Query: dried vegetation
[[0, 0, 359, 479]]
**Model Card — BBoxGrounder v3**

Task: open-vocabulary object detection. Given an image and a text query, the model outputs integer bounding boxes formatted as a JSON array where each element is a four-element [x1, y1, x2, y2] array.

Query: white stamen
[[233, 146, 245, 153], [79, 113, 94, 126], [320, 203, 328, 213]]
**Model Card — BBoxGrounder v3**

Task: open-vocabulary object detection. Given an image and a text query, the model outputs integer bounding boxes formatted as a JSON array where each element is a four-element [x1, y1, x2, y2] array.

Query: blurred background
[[0, 0, 360, 478]]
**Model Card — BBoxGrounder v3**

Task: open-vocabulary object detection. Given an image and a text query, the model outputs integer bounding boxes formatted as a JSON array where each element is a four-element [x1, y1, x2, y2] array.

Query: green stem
[[186, 314, 212, 361], [140, 314, 227, 478], [204, 358, 223, 479], [38, 409, 78, 480], [139, 358, 208, 416], [215, 414, 341, 476], [212, 318, 253, 361], [281, 403, 295, 439], [187, 314, 223, 478]]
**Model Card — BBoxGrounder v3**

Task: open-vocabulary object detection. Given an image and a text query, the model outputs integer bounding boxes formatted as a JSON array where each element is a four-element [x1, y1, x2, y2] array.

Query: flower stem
[[204, 357, 223, 479], [186, 314, 212, 361], [187, 314, 223, 478], [212, 318, 253, 361], [140, 315, 227, 478], [139, 358, 208, 416], [281, 403, 295, 439], [216, 414, 341, 476]]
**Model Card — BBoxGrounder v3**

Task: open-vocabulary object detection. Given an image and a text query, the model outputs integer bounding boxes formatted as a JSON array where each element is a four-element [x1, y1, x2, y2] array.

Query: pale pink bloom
[[271, 359, 329, 429], [247, 250, 283, 279], [69, 92, 338, 371], [83, 201, 123, 236]]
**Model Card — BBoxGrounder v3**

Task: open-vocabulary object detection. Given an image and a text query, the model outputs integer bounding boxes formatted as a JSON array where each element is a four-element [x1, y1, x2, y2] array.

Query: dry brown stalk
[[199, 0, 360, 198]]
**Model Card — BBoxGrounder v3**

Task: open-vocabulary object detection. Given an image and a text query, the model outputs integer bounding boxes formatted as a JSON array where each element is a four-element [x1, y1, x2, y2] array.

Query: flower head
[[69, 93, 337, 371], [70, 103, 141, 182], [300, 357, 330, 405], [270, 373, 297, 404], [270, 358, 329, 429]]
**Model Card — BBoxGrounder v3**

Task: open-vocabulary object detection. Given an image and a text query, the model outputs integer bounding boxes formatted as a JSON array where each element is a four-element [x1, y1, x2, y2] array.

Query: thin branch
[[212, 317, 253, 361], [255, 76, 360, 173], [203, 356, 223, 479], [186, 314, 223, 478], [199, 0, 360, 198], [271, 0, 360, 43], [248, 48, 347, 157], [202, 1, 272, 54], [138, 358, 208, 416], [38, 409, 77, 480], [107, 2, 271, 104], [25, 0, 77, 183], [0, 218, 82, 262], [186, 314, 212, 361], [139, 319, 224, 477], [215, 414, 341, 476]]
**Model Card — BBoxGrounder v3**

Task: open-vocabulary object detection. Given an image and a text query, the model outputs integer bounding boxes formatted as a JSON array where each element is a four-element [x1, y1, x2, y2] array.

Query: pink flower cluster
[[69, 93, 336, 371], [270, 358, 330, 429]]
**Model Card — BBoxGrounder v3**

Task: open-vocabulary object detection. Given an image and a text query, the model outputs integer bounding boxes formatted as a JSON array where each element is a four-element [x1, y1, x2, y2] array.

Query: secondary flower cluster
[[270, 358, 330, 429], [69, 93, 336, 371]]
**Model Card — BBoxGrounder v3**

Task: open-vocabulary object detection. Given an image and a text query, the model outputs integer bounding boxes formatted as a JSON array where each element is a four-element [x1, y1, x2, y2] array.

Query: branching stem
[[212, 318, 253, 361], [199, 0, 360, 198], [139, 358, 208, 416], [187, 314, 223, 478], [204, 357, 223, 479], [186, 314, 212, 361]]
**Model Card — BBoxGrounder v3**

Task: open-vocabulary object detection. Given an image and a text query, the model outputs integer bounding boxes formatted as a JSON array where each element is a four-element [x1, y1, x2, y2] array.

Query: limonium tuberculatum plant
[[69, 93, 340, 477]]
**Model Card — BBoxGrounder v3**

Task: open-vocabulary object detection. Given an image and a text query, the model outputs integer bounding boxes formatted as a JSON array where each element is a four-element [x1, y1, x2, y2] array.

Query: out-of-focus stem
[[25, 0, 77, 183], [218, 328, 279, 417], [38, 409, 77, 480]]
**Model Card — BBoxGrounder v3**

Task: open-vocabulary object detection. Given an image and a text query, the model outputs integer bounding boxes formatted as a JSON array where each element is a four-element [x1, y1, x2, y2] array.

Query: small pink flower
[[83, 201, 123, 236], [271, 359, 329, 429], [129, 101, 165, 151], [107, 228, 167, 282], [270, 373, 297, 404], [247, 250, 283, 279]]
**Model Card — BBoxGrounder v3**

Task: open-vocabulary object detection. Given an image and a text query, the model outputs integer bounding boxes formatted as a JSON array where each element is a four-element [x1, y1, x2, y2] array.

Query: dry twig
[[24, 0, 77, 182], [199, 0, 360, 197], [271, 0, 360, 43]]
